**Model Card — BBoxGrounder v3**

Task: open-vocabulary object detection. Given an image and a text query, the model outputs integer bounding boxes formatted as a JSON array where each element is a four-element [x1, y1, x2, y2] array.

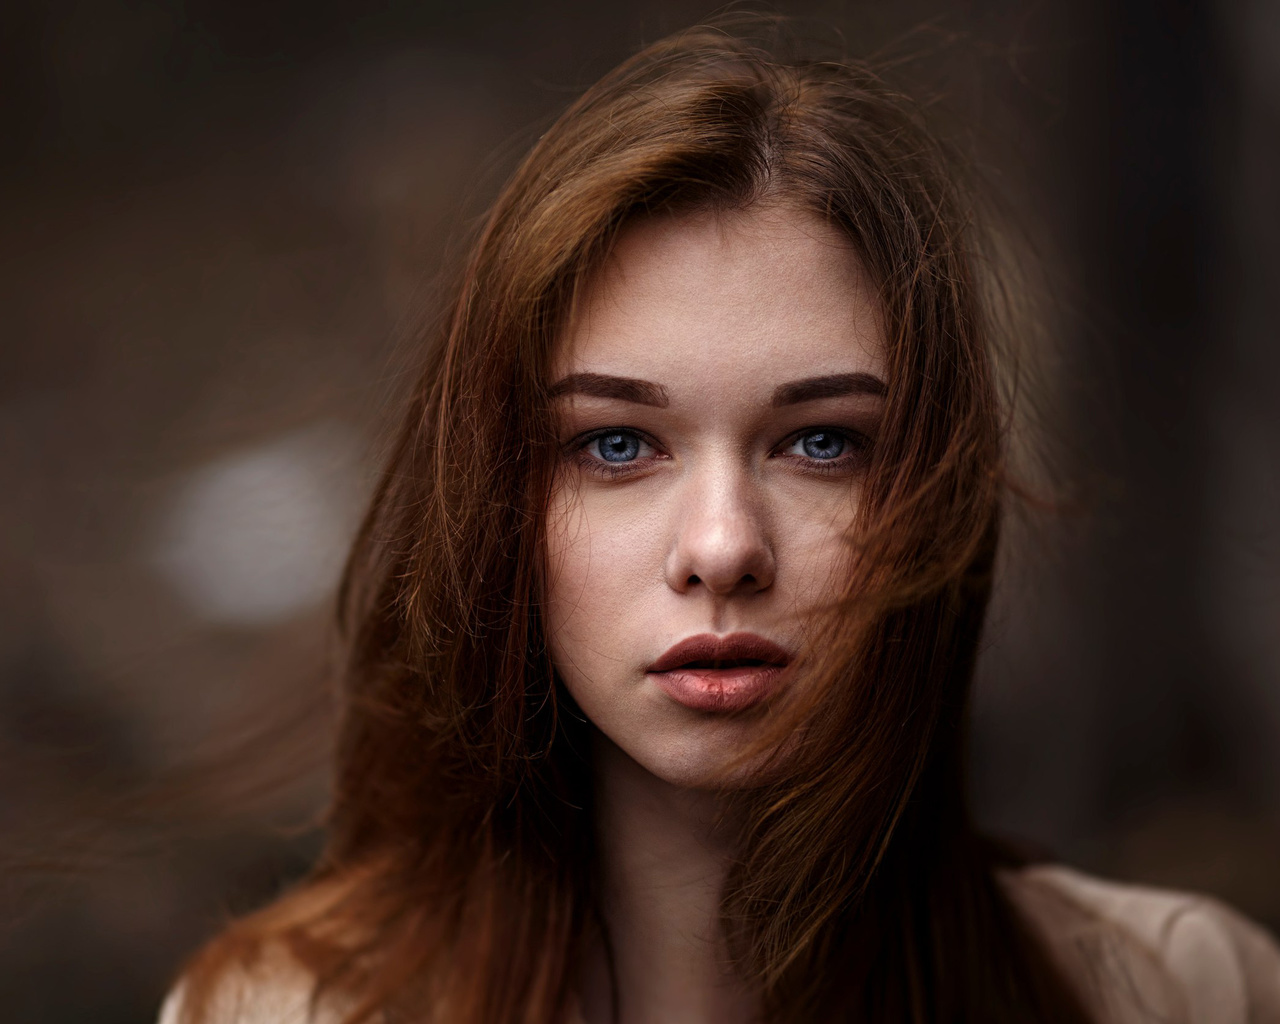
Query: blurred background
[[1, 0, 1278, 1019]]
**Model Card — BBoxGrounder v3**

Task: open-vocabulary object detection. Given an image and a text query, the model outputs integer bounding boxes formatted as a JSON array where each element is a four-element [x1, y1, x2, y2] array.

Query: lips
[[647, 632, 792, 712]]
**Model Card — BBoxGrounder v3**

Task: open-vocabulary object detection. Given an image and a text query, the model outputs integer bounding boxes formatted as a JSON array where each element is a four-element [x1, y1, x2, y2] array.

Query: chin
[[606, 724, 773, 791]]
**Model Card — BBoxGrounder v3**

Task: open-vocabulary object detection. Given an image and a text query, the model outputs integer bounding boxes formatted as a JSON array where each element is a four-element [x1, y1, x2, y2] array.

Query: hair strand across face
[[175, 19, 1091, 1024]]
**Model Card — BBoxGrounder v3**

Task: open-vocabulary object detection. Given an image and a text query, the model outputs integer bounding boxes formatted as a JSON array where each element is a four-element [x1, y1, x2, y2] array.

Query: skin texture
[[546, 205, 887, 788], [544, 206, 888, 1023]]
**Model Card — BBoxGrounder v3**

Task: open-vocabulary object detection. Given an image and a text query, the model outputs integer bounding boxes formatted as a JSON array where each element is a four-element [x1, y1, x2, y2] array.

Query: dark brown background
[[2, 1, 1278, 1020]]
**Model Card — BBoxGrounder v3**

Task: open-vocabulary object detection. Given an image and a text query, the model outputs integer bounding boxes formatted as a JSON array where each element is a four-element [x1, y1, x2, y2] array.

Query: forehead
[[555, 205, 886, 384]]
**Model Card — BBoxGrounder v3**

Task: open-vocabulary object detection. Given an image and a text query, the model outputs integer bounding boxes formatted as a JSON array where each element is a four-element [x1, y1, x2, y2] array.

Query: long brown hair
[[177, 21, 1091, 1024]]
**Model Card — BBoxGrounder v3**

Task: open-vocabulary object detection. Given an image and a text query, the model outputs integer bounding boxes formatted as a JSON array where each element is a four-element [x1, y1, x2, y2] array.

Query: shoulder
[[157, 945, 341, 1024], [157, 877, 370, 1024], [1000, 862, 1280, 1024]]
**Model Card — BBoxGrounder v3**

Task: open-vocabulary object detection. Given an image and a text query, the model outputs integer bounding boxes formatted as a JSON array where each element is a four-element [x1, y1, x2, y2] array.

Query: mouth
[[647, 633, 792, 713]]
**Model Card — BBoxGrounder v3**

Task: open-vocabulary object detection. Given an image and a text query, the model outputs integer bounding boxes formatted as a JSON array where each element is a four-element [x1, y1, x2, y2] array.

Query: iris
[[801, 431, 845, 459], [596, 432, 641, 462]]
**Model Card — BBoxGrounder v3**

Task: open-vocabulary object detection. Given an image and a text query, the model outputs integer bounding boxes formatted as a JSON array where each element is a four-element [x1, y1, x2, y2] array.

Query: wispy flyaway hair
[[176, 20, 1091, 1024]]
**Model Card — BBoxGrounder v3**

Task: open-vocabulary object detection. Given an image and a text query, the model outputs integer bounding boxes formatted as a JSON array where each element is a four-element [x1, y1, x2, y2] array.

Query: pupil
[[802, 432, 844, 459], [598, 433, 640, 462]]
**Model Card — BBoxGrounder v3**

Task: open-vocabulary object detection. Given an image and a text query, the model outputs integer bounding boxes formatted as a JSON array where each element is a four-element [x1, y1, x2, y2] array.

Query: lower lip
[[649, 665, 786, 713]]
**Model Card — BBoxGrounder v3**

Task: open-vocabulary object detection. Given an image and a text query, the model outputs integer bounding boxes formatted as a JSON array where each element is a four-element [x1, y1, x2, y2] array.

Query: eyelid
[[772, 426, 874, 472], [569, 426, 663, 453], [562, 425, 871, 475], [772, 425, 867, 454], [566, 426, 668, 477]]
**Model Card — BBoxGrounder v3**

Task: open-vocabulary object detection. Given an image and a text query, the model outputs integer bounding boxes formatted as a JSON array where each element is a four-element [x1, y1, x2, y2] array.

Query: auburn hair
[[176, 21, 1091, 1024]]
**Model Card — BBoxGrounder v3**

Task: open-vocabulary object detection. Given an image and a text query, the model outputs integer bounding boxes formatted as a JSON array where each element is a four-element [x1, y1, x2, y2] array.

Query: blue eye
[[593, 431, 642, 462], [799, 431, 846, 460], [569, 428, 662, 475]]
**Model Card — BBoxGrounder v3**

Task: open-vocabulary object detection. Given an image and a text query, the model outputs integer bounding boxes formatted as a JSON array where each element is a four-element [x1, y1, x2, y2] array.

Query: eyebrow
[[546, 370, 888, 409], [771, 372, 887, 407], [547, 372, 670, 407]]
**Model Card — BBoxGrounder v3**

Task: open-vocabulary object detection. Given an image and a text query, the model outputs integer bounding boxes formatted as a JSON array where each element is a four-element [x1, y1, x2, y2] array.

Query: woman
[[162, 22, 1280, 1024]]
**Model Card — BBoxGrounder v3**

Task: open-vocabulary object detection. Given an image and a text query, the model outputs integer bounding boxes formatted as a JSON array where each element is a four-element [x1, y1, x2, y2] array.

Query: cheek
[[778, 487, 859, 613], [541, 481, 655, 671], [543, 476, 860, 662], [542, 487, 591, 654]]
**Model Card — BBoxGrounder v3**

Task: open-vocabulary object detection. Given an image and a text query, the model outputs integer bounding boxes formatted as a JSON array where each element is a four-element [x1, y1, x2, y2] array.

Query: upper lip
[[648, 632, 793, 673]]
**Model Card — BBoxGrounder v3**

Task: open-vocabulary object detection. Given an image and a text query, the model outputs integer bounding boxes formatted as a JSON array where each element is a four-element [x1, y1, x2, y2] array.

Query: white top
[[160, 864, 1280, 1023], [1004, 864, 1280, 1023]]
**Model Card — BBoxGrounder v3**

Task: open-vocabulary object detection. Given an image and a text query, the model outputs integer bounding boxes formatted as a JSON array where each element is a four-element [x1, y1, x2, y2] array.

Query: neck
[[580, 733, 758, 1024]]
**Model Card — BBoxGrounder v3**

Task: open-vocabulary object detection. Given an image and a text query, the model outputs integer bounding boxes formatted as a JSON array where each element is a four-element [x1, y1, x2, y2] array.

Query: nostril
[[687, 574, 702, 586]]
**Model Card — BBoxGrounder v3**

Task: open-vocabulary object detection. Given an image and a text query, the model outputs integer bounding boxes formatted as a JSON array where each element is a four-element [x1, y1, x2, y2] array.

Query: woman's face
[[544, 206, 887, 788]]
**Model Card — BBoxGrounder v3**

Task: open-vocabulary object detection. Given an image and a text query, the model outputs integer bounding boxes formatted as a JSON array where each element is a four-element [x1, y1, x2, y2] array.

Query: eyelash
[[781, 429, 873, 475], [565, 426, 873, 479], [567, 428, 666, 479]]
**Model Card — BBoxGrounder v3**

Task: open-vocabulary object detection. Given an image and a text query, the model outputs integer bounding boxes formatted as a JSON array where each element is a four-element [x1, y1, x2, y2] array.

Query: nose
[[664, 468, 775, 597]]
